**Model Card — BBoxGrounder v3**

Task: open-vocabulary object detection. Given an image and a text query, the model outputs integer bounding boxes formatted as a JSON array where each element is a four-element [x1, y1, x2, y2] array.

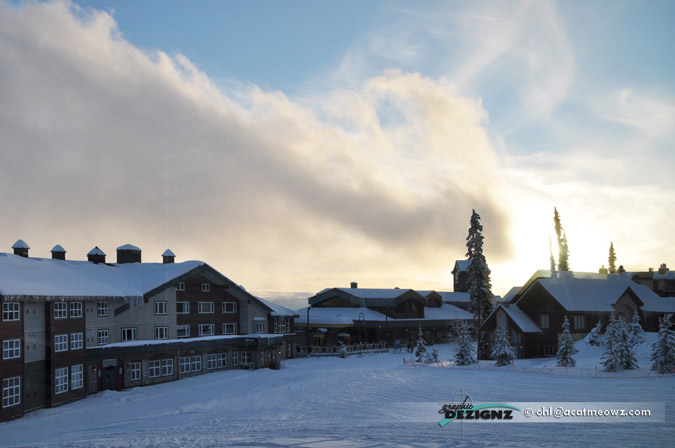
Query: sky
[[1, 0, 673, 309]]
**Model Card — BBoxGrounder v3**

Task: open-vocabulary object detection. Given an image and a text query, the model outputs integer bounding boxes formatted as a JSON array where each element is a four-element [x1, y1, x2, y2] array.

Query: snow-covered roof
[[499, 304, 541, 333], [87, 246, 105, 256], [117, 244, 141, 251], [434, 291, 470, 303], [318, 287, 412, 299], [502, 287, 521, 303], [51, 244, 66, 253], [423, 304, 473, 320], [654, 271, 675, 280], [453, 259, 470, 272], [294, 307, 357, 326], [12, 239, 29, 249], [255, 296, 298, 317], [530, 274, 675, 313], [162, 249, 176, 257], [0, 252, 203, 301]]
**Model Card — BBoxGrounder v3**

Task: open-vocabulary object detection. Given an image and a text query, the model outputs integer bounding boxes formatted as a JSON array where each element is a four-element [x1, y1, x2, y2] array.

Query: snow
[[454, 258, 471, 271], [117, 244, 141, 251], [2, 336, 672, 447], [87, 246, 106, 256], [499, 304, 542, 333], [11, 239, 29, 249], [0, 252, 203, 300], [315, 287, 413, 300], [255, 295, 298, 317], [94, 334, 289, 350], [50, 244, 66, 253], [296, 305, 471, 325], [161, 249, 175, 257]]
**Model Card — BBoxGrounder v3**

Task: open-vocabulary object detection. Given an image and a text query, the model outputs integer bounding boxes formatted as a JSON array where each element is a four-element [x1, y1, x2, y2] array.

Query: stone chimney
[[87, 246, 106, 264], [659, 263, 669, 275], [12, 239, 29, 258], [617, 265, 625, 274], [162, 249, 175, 264], [116, 244, 141, 264], [51, 244, 66, 260], [350, 282, 358, 289]]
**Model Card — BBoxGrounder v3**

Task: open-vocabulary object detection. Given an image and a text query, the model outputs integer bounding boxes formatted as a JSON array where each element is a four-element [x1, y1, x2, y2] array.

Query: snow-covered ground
[[1, 336, 673, 448]]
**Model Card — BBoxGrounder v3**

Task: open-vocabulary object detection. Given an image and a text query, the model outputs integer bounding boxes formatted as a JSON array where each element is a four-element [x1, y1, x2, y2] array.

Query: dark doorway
[[103, 367, 117, 390]]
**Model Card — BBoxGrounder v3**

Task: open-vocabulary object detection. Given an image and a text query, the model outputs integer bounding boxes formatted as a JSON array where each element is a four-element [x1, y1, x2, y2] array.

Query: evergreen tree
[[608, 242, 617, 274], [628, 312, 645, 346], [618, 320, 639, 370], [465, 210, 494, 359], [491, 323, 516, 367], [651, 316, 675, 374], [601, 312, 623, 372], [414, 326, 428, 363], [430, 348, 440, 363], [553, 208, 570, 271], [549, 237, 556, 272], [455, 321, 477, 366], [586, 320, 603, 346], [556, 316, 578, 367]]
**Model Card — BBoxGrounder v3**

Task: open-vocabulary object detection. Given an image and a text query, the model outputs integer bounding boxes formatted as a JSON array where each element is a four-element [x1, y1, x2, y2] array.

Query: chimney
[[659, 263, 669, 275], [617, 265, 625, 274], [51, 244, 66, 260], [162, 249, 175, 264], [12, 239, 29, 258], [116, 244, 141, 264], [350, 282, 358, 289], [87, 246, 106, 264]]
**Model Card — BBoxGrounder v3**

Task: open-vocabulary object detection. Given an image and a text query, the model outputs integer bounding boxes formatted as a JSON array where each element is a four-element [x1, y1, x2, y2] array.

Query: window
[[154, 301, 167, 315], [222, 302, 237, 313], [2, 302, 20, 321], [54, 334, 68, 352], [175, 282, 185, 291], [154, 326, 168, 340], [129, 362, 141, 381], [207, 353, 227, 370], [544, 345, 557, 356], [199, 324, 214, 336], [2, 376, 20, 408], [573, 315, 585, 330], [539, 314, 550, 329], [70, 333, 83, 350], [201, 283, 210, 292], [70, 302, 83, 318], [256, 322, 266, 334], [150, 359, 173, 378], [55, 367, 68, 394], [232, 351, 239, 367], [97, 329, 109, 346], [176, 302, 189, 314], [222, 323, 237, 334], [54, 302, 68, 319], [71, 364, 83, 390], [149, 360, 161, 378], [161, 359, 173, 376], [198, 302, 214, 314], [241, 351, 251, 365], [122, 328, 137, 342], [97, 301, 109, 317], [191, 355, 201, 372], [2, 339, 21, 360], [177, 325, 190, 338], [180, 356, 191, 374]]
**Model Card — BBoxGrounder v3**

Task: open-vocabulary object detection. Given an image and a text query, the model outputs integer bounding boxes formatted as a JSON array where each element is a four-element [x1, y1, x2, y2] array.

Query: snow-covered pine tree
[[651, 316, 675, 374], [553, 208, 570, 271], [586, 320, 603, 346], [414, 326, 428, 363], [608, 242, 617, 274], [465, 210, 494, 359], [431, 348, 439, 363], [491, 323, 515, 367], [629, 312, 646, 346], [601, 312, 623, 372], [455, 321, 477, 365], [618, 318, 639, 370], [556, 316, 578, 367], [337, 341, 347, 358], [549, 237, 556, 272]]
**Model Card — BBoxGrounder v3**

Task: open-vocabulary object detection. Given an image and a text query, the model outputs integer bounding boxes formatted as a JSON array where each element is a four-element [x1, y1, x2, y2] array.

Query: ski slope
[[1, 338, 672, 447]]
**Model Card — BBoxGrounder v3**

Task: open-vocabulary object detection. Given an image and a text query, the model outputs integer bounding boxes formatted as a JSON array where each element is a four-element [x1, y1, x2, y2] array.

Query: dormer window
[[175, 282, 185, 291], [201, 283, 210, 292]]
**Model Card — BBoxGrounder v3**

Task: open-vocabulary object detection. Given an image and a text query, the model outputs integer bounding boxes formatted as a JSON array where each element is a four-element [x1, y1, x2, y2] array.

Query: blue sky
[[1, 0, 673, 306]]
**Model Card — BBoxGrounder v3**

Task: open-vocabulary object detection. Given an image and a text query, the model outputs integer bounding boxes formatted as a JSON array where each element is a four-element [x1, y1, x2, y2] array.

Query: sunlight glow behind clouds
[[0, 0, 673, 300]]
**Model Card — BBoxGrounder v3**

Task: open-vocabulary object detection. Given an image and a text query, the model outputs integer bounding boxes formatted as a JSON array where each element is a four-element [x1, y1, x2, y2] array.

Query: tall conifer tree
[[608, 242, 617, 274], [553, 208, 570, 271], [465, 210, 494, 359]]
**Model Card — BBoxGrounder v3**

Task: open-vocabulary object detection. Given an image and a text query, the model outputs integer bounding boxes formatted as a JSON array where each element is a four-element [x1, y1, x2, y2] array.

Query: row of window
[[54, 333, 83, 352], [97, 323, 240, 345], [2, 339, 20, 360], [2, 376, 20, 408], [53, 302, 83, 319], [55, 364, 84, 394], [175, 282, 212, 292], [175, 301, 238, 314], [538, 314, 586, 330], [2, 303, 20, 321]]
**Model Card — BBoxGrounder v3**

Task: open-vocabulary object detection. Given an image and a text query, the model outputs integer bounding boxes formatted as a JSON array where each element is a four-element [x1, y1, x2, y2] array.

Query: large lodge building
[[0, 240, 297, 422]]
